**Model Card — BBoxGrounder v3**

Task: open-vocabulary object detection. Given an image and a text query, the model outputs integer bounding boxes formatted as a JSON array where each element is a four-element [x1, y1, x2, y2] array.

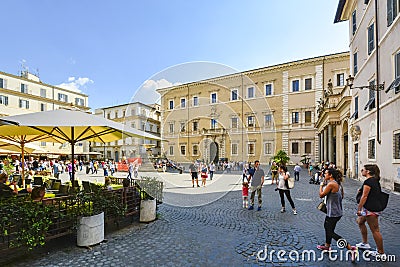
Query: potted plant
[[271, 150, 290, 166], [0, 195, 55, 251], [75, 187, 124, 247], [136, 176, 163, 222], [300, 154, 311, 168]]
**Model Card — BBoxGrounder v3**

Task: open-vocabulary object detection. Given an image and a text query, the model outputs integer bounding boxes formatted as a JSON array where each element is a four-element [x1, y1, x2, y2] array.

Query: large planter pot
[[77, 212, 104, 247], [140, 199, 156, 222]]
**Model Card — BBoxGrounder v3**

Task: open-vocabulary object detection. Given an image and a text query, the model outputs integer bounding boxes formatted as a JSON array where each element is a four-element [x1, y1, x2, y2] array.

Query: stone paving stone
[[8, 169, 400, 266]]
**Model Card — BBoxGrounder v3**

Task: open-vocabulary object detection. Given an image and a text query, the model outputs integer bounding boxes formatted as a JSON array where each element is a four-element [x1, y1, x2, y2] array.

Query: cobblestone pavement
[[10, 169, 400, 266]]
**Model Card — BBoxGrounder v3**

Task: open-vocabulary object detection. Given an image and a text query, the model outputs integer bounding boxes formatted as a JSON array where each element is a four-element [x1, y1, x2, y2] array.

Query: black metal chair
[[56, 184, 69, 196], [70, 180, 80, 193], [33, 176, 43, 186], [46, 181, 61, 192], [82, 181, 91, 193], [46, 179, 56, 189]]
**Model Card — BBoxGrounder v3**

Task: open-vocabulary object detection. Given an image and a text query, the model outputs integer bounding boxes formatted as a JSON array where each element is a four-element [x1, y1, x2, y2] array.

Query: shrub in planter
[[74, 188, 125, 247], [0, 196, 55, 251], [135, 176, 163, 223], [136, 176, 163, 202]]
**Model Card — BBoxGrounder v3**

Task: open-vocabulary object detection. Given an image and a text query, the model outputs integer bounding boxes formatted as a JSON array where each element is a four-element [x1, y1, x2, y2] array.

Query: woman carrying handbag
[[356, 164, 385, 258], [276, 165, 297, 215], [317, 168, 357, 261]]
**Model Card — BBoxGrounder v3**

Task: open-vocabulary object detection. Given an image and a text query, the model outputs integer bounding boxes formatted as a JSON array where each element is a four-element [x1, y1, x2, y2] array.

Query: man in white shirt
[[294, 163, 302, 181]]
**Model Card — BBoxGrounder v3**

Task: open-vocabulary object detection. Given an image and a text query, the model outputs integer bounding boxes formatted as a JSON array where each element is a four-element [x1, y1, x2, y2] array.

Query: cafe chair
[[82, 181, 91, 193], [47, 181, 61, 192], [56, 184, 70, 196], [33, 176, 44, 186]]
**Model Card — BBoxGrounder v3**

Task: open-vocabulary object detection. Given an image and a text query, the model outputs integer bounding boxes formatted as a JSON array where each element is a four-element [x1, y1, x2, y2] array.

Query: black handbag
[[356, 189, 362, 203], [317, 201, 327, 213]]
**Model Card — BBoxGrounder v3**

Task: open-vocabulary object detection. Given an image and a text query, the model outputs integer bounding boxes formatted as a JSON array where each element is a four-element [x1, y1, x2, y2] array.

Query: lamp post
[[346, 75, 385, 91], [346, 75, 385, 144]]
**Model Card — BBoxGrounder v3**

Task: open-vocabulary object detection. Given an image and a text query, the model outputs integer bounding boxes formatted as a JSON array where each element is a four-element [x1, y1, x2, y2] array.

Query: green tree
[[272, 150, 290, 166]]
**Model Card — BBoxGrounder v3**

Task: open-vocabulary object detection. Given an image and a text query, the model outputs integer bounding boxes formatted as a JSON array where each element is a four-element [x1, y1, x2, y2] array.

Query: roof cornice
[[156, 52, 350, 94]]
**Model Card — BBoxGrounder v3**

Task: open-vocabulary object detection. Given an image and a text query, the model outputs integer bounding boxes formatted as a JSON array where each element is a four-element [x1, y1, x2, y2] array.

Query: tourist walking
[[53, 160, 60, 179], [294, 163, 301, 181], [242, 163, 249, 183], [209, 162, 215, 180], [133, 164, 139, 178], [200, 164, 208, 187], [317, 168, 357, 261], [242, 181, 249, 208], [67, 161, 73, 182], [271, 161, 278, 185], [356, 164, 385, 257], [248, 160, 264, 211], [189, 161, 200, 188], [127, 163, 133, 179], [277, 165, 297, 215]]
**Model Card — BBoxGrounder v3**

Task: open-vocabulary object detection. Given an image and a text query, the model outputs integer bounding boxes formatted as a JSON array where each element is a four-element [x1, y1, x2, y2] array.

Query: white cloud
[[132, 79, 181, 104], [68, 58, 76, 65], [142, 79, 181, 90], [57, 77, 94, 93]]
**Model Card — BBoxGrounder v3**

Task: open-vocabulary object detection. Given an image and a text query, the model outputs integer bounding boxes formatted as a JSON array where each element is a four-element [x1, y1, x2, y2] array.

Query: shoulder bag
[[317, 201, 327, 213], [286, 172, 295, 189]]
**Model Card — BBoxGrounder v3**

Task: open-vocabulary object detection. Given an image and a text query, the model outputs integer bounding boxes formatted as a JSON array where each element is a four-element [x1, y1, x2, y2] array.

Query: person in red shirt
[[242, 181, 249, 208]]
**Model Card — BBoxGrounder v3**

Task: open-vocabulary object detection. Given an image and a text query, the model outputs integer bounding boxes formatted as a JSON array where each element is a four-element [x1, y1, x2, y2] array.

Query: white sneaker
[[293, 209, 297, 215], [356, 242, 371, 249], [366, 250, 386, 260]]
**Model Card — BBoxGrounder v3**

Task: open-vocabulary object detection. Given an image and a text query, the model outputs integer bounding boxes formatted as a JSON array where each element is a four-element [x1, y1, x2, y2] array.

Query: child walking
[[200, 164, 208, 187], [242, 181, 249, 208]]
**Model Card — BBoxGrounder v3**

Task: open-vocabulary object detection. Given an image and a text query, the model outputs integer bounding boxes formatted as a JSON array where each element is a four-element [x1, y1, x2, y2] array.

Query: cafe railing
[[0, 183, 149, 252]]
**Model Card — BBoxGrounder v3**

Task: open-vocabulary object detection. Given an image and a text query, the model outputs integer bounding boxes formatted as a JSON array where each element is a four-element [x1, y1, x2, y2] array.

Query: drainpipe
[[375, 0, 381, 144]]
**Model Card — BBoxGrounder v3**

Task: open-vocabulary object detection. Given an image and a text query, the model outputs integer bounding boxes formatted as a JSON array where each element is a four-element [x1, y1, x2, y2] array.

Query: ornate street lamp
[[346, 75, 385, 91], [346, 75, 385, 144]]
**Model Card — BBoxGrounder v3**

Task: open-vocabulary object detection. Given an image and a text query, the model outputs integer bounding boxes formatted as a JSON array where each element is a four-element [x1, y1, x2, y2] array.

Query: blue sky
[[1, 0, 348, 110]]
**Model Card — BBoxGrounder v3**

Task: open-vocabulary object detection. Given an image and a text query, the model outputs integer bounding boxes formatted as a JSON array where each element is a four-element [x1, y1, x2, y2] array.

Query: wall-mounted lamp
[[346, 75, 385, 91]]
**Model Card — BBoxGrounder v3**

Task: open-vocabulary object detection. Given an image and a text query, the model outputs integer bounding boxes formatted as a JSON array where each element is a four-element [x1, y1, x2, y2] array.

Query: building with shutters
[[157, 52, 350, 168]]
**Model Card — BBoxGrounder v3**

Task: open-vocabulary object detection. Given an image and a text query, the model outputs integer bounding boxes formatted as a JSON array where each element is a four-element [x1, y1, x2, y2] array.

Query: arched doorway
[[115, 151, 119, 162], [210, 142, 219, 163]]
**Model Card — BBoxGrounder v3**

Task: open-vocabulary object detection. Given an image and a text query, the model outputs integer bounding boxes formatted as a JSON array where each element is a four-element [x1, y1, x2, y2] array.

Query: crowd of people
[[0, 155, 388, 260], [242, 161, 385, 261]]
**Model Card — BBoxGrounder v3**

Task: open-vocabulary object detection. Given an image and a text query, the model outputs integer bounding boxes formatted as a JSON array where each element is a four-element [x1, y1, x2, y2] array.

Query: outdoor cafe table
[[44, 192, 55, 198]]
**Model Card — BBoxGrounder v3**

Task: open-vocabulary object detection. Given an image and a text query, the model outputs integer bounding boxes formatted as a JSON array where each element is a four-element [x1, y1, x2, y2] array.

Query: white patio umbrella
[[0, 108, 161, 182], [0, 138, 43, 154]]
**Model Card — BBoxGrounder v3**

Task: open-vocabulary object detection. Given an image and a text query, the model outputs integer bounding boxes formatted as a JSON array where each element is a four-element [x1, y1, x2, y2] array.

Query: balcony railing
[[201, 128, 226, 135]]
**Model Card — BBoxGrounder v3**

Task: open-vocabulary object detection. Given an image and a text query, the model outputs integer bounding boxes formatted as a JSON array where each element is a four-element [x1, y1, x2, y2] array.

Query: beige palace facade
[[157, 52, 350, 166], [335, 0, 400, 191]]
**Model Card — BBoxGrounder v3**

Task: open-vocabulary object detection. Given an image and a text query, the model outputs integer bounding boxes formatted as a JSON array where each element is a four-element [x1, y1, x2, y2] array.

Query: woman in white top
[[277, 165, 297, 215]]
